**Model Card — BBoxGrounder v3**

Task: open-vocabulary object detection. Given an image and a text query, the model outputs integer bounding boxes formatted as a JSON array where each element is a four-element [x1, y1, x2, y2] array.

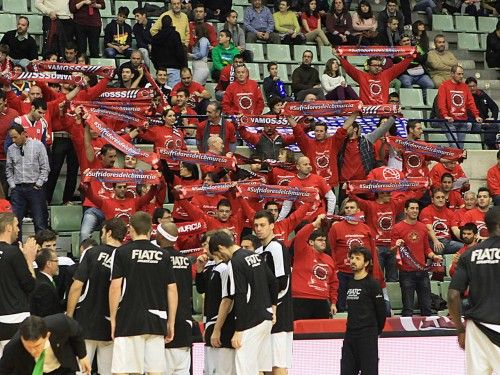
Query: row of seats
[[432, 14, 498, 33]]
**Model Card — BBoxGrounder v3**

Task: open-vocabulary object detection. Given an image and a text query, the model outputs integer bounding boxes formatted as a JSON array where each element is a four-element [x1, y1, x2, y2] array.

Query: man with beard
[[460, 187, 493, 240], [449, 223, 478, 277]]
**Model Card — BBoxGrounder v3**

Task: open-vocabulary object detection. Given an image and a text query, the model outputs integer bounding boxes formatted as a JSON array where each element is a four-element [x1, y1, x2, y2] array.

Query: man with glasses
[[30, 248, 62, 317], [341, 54, 413, 105]]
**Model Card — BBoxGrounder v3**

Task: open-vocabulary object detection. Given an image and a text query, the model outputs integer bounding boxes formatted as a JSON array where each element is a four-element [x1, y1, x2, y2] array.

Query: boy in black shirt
[[66, 218, 128, 375], [109, 211, 178, 374], [156, 222, 194, 375], [209, 230, 278, 375], [341, 247, 386, 375]]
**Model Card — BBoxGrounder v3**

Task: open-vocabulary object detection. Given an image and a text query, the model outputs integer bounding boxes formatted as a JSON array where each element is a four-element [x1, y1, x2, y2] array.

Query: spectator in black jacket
[[486, 20, 500, 68], [151, 15, 188, 88], [377, 16, 402, 46], [0, 16, 38, 68], [103, 6, 133, 58], [262, 61, 292, 103], [466, 76, 499, 150], [291, 49, 324, 101], [132, 7, 153, 68], [377, 0, 404, 35], [30, 248, 63, 317]]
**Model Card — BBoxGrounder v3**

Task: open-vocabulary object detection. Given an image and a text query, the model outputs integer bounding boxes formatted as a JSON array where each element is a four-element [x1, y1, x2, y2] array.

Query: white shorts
[[165, 347, 191, 375], [271, 331, 293, 369], [205, 346, 236, 375], [235, 320, 273, 375], [85, 340, 113, 375], [466, 320, 500, 375], [111, 335, 166, 374]]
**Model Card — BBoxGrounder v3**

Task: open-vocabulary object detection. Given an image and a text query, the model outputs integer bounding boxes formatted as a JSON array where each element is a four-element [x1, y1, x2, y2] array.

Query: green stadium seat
[[432, 14, 454, 31], [455, 15, 477, 32], [2, 0, 28, 13], [440, 280, 451, 300], [277, 63, 289, 83], [444, 254, 454, 277], [426, 88, 438, 107], [400, 88, 428, 109], [480, 33, 487, 49], [402, 109, 424, 119], [346, 55, 366, 66], [464, 133, 483, 150], [425, 132, 450, 147], [267, 44, 291, 62], [320, 45, 334, 62], [431, 280, 440, 296], [246, 62, 261, 81], [233, 0, 249, 6], [246, 43, 265, 61], [345, 73, 358, 87], [50, 205, 84, 258], [100, 2, 113, 17], [477, 16, 498, 33], [0, 14, 17, 33], [386, 282, 403, 313], [457, 33, 482, 51], [460, 59, 476, 70], [204, 82, 217, 98], [90, 58, 117, 68], [28, 15, 43, 35], [233, 6, 245, 23], [293, 44, 316, 62]]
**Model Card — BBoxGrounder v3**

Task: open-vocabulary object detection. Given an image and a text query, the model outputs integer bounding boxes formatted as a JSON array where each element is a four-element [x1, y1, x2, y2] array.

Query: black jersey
[[111, 240, 176, 337], [195, 261, 235, 348], [73, 244, 116, 341], [0, 242, 35, 340], [345, 275, 386, 337], [164, 247, 193, 349], [256, 239, 293, 333], [450, 235, 500, 345], [227, 248, 278, 332]]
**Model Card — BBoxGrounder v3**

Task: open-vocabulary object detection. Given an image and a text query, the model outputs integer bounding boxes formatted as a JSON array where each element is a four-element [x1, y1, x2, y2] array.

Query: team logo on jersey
[[407, 153, 422, 169], [245, 253, 262, 267], [382, 168, 401, 180], [346, 288, 362, 300], [97, 251, 112, 269], [451, 91, 464, 107], [470, 247, 500, 264], [171, 256, 190, 269], [347, 237, 364, 250], [165, 138, 183, 149], [312, 263, 328, 281], [432, 220, 449, 237], [378, 215, 393, 231], [408, 231, 420, 242], [132, 249, 164, 263], [369, 80, 382, 96], [316, 153, 330, 169], [278, 178, 290, 186], [238, 95, 253, 110], [477, 222, 488, 238]]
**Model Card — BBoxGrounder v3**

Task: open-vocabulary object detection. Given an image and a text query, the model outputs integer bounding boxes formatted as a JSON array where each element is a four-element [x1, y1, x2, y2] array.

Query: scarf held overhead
[[82, 168, 162, 184], [386, 136, 466, 161], [347, 178, 429, 193]]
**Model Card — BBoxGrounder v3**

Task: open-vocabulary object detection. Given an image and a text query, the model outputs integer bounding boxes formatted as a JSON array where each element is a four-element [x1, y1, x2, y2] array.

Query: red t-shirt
[[0, 199, 12, 212], [221, 79, 265, 115], [446, 190, 465, 210], [340, 138, 366, 182], [292, 224, 339, 303], [267, 167, 295, 186], [288, 173, 331, 220], [171, 81, 207, 108], [391, 220, 432, 272], [487, 164, 500, 196], [419, 204, 458, 240], [429, 162, 466, 189], [460, 208, 489, 238], [300, 13, 320, 32], [437, 80, 479, 121], [196, 120, 237, 154]]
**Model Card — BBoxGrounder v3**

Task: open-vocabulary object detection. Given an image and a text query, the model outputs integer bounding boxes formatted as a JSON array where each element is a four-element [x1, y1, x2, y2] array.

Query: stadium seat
[[100, 2, 113, 17], [432, 14, 454, 31], [0, 14, 17, 33], [477, 16, 498, 33], [480, 33, 488, 50], [455, 15, 477, 32], [425, 132, 450, 147], [346, 55, 366, 66], [460, 59, 476, 70], [319, 45, 334, 63], [50, 205, 83, 257], [293, 44, 316, 62], [464, 133, 483, 150], [233, 6, 245, 23], [28, 15, 43, 35], [246, 43, 265, 62], [426, 88, 438, 107], [386, 282, 403, 313], [204, 82, 217, 98], [114, 1, 136, 16], [90, 58, 117, 68], [233, 0, 249, 5], [3, 0, 28, 13], [444, 254, 454, 277], [267, 44, 291, 63], [345, 73, 358, 87], [402, 109, 424, 119], [246, 62, 261, 81], [457, 33, 482, 51], [440, 280, 451, 300], [400, 88, 428, 109]]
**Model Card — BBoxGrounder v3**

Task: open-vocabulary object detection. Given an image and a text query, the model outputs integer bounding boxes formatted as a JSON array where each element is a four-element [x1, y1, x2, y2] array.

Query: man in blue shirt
[[243, 0, 280, 44]]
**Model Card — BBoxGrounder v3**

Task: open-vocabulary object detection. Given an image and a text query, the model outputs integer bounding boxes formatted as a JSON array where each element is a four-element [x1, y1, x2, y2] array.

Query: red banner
[[386, 136, 466, 161], [282, 100, 363, 116], [362, 104, 401, 116], [8, 71, 84, 85], [337, 45, 416, 57], [397, 245, 444, 273], [347, 178, 429, 194], [144, 69, 169, 108], [177, 220, 208, 236], [29, 61, 115, 78], [234, 154, 296, 171], [87, 107, 148, 127], [158, 148, 236, 170], [330, 213, 366, 223], [82, 168, 162, 184], [86, 112, 159, 167], [97, 88, 155, 101], [74, 101, 152, 113], [238, 184, 318, 202], [175, 182, 236, 199], [237, 115, 293, 127]]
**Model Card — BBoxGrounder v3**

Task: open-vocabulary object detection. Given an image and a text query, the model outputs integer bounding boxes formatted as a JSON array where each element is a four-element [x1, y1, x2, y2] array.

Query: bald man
[[156, 222, 194, 375]]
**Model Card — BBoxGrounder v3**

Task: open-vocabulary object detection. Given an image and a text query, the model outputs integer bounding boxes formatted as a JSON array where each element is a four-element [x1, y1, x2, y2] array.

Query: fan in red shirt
[[456, 191, 478, 224], [328, 199, 384, 312], [390, 198, 442, 316], [487, 151, 500, 206], [266, 148, 296, 186], [196, 102, 237, 154], [277, 156, 336, 222], [170, 67, 212, 114], [448, 223, 478, 278], [289, 113, 356, 188], [221, 64, 264, 115], [136, 182, 168, 216], [460, 187, 492, 240], [348, 188, 424, 282], [171, 87, 199, 142], [340, 55, 414, 104], [292, 215, 339, 320], [214, 55, 243, 98], [437, 65, 482, 149], [441, 173, 465, 210], [189, 173, 225, 217], [419, 188, 462, 254], [429, 160, 468, 190]]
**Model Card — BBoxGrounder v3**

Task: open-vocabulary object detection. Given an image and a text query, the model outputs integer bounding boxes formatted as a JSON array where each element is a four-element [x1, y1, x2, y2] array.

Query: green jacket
[[211, 42, 240, 72]]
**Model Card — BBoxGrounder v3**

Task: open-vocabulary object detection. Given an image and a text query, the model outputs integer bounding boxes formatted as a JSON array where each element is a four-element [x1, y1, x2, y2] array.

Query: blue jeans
[[104, 47, 133, 58], [11, 184, 48, 240], [413, 0, 436, 22], [80, 207, 105, 241], [378, 246, 399, 282], [441, 122, 471, 149], [438, 239, 464, 254], [399, 271, 432, 316], [337, 271, 354, 312], [167, 69, 181, 89]]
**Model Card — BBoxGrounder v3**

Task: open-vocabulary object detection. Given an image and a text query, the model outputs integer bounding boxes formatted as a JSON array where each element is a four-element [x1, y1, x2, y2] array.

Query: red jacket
[[292, 224, 339, 303], [487, 164, 500, 196], [341, 56, 413, 104], [222, 79, 265, 115], [437, 79, 480, 121], [293, 126, 347, 187]]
